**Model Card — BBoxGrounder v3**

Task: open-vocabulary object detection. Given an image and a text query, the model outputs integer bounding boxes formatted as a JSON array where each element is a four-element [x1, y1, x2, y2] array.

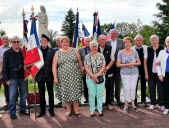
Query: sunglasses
[[13, 41, 20, 43]]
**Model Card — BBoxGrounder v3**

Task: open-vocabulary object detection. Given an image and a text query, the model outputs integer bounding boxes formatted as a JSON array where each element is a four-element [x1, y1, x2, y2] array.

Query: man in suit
[[79, 37, 91, 103], [106, 29, 124, 105], [98, 35, 114, 110], [132, 35, 147, 107], [36, 34, 55, 118]]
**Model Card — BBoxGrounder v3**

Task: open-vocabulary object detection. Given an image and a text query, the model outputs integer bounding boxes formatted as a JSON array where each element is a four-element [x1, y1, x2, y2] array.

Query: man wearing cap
[[35, 34, 55, 117]]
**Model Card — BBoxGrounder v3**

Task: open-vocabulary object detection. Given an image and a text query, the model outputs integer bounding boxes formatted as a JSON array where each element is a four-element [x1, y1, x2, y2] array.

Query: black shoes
[[49, 112, 55, 117], [90, 113, 95, 117], [84, 100, 89, 104], [37, 109, 55, 118], [48, 109, 55, 117], [36, 112, 46, 118], [142, 102, 147, 107], [20, 111, 29, 115], [10, 114, 17, 119], [117, 100, 123, 105], [11, 111, 29, 119], [99, 112, 103, 117]]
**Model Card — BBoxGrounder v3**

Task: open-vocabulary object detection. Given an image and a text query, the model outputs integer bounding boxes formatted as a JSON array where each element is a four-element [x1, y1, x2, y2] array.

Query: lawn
[[0, 84, 39, 95]]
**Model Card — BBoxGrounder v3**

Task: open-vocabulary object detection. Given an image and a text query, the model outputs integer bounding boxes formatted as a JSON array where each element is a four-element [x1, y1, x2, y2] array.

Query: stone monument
[[38, 5, 49, 38]]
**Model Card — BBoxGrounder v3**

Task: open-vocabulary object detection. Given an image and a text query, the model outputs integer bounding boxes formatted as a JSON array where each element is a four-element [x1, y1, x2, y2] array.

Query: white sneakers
[[149, 105, 155, 110], [160, 106, 165, 111], [163, 109, 169, 115]]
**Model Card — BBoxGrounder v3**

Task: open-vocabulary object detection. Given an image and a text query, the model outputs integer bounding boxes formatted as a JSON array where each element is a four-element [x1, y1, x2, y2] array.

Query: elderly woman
[[84, 41, 105, 117], [144, 35, 165, 110], [156, 36, 169, 114], [116, 37, 141, 112], [52, 36, 83, 117]]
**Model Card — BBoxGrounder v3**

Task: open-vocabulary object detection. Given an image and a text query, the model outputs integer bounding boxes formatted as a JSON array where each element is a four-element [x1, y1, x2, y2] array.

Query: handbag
[[90, 55, 104, 84], [97, 75, 104, 84]]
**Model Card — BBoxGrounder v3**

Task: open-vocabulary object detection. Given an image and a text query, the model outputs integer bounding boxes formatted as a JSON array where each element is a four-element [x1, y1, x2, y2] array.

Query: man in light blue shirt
[[0, 35, 11, 108]]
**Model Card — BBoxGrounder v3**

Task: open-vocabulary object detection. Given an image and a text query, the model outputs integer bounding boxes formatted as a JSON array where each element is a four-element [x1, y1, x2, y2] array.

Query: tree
[[0, 29, 6, 36], [100, 23, 113, 35], [61, 8, 75, 45], [153, 0, 169, 44], [100, 21, 157, 46], [139, 25, 157, 46], [100, 22, 138, 38], [48, 29, 59, 47]]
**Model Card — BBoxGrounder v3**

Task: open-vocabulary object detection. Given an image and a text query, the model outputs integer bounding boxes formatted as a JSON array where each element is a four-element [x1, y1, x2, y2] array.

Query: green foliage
[[139, 25, 157, 46], [0, 29, 6, 36], [49, 29, 58, 48], [61, 8, 76, 45], [28, 84, 39, 92], [101, 21, 157, 46], [153, 0, 169, 44], [100, 23, 113, 35], [0, 85, 4, 95], [50, 40, 56, 48], [116, 22, 138, 37]]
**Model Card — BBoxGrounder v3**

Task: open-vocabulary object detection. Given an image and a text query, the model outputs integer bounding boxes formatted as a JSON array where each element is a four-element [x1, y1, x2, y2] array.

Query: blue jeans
[[9, 78, 27, 115], [86, 78, 105, 112]]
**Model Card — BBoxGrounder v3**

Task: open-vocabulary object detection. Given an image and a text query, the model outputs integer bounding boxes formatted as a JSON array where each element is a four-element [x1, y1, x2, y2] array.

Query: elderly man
[[98, 35, 115, 110], [0, 35, 11, 108], [54, 36, 62, 52], [79, 37, 91, 103], [3, 36, 28, 119], [106, 29, 124, 105], [132, 35, 147, 107], [35, 34, 55, 118]]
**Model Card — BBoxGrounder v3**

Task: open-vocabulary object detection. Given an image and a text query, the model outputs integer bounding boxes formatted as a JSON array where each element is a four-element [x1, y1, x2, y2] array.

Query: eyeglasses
[[12, 41, 20, 43]]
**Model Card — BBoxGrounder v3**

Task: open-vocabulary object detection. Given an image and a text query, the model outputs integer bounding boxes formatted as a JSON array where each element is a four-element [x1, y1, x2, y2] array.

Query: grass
[[0, 84, 39, 95], [0, 78, 149, 98]]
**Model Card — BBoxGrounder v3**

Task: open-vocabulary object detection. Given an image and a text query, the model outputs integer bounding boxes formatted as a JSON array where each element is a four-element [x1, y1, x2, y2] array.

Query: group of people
[[0, 28, 169, 120]]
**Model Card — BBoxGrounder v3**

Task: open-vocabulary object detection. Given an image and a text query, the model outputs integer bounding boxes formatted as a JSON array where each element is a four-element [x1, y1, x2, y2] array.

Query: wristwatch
[[106, 66, 109, 70]]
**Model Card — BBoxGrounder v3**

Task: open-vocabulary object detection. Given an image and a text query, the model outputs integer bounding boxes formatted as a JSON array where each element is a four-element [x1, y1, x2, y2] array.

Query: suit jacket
[[106, 38, 124, 61], [35, 47, 55, 82], [79, 46, 89, 66]]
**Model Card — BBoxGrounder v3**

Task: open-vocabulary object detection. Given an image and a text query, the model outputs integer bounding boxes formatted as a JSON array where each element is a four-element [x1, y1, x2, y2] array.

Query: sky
[[0, 0, 162, 38]]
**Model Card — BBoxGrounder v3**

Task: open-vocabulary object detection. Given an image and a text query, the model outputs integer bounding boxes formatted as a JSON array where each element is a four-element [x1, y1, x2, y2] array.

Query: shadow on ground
[[0, 104, 169, 128]]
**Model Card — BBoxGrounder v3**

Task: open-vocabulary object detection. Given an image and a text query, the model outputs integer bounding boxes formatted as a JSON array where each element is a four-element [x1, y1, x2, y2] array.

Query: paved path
[[0, 87, 156, 128], [0, 105, 169, 128]]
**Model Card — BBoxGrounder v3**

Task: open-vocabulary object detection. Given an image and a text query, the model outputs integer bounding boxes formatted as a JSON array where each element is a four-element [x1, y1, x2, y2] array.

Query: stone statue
[[38, 5, 49, 38]]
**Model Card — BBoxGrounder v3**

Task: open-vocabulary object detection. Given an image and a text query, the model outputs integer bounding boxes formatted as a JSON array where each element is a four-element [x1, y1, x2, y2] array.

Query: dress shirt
[[110, 39, 117, 53]]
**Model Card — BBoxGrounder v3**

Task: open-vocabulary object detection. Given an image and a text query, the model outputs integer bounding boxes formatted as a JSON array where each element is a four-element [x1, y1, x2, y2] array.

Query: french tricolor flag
[[81, 23, 90, 46], [24, 17, 44, 79]]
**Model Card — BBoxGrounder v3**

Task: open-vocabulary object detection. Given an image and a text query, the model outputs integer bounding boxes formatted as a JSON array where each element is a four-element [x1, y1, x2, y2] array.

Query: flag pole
[[22, 8, 30, 116], [31, 5, 37, 119]]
